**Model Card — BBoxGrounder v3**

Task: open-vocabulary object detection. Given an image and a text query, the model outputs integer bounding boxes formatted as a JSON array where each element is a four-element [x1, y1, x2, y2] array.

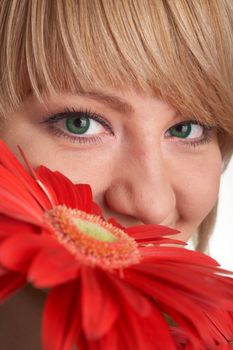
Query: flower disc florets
[[44, 205, 140, 270]]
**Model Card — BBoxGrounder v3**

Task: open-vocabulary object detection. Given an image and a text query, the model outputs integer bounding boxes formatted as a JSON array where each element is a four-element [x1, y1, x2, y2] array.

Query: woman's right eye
[[65, 116, 91, 135], [58, 115, 105, 136], [41, 108, 114, 143]]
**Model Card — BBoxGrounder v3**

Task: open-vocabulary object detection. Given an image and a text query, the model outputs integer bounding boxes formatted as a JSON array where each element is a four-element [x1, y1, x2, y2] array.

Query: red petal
[[0, 141, 53, 209], [42, 281, 81, 350], [81, 267, 119, 340], [126, 224, 180, 240], [205, 309, 233, 342], [78, 324, 121, 350], [125, 269, 229, 347], [215, 344, 233, 350], [28, 244, 79, 287], [138, 238, 186, 248], [36, 166, 80, 208], [140, 246, 219, 267], [130, 261, 233, 308], [107, 217, 124, 229], [81, 324, 121, 350], [131, 263, 222, 300], [0, 234, 54, 272], [36, 167, 97, 213], [106, 273, 152, 317], [116, 301, 176, 350], [91, 201, 103, 216], [0, 186, 43, 224], [95, 274, 176, 349], [0, 214, 40, 235], [0, 166, 45, 212], [74, 183, 95, 213]]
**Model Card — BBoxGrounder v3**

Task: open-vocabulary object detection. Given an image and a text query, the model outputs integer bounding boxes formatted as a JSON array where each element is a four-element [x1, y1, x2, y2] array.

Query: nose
[[104, 145, 176, 225]]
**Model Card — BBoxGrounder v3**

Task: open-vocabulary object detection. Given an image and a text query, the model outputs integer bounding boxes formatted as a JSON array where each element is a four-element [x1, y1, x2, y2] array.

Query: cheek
[[24, 144, 114, 195], [175, 149, 222, 228], [0, 120, 115, 197]]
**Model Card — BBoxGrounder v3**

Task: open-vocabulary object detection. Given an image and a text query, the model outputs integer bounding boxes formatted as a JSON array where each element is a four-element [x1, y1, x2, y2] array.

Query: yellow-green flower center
[[44, 205, 140, 270], [72, 218, 117, 242]]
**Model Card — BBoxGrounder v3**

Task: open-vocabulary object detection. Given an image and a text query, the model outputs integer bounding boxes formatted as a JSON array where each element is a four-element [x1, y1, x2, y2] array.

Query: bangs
[[1, 0, 233, 145]]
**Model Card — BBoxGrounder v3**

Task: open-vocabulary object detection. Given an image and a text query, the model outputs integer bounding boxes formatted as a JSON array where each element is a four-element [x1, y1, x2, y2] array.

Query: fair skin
[[0, 87, 222, 242], [0, 87, 223, 349]]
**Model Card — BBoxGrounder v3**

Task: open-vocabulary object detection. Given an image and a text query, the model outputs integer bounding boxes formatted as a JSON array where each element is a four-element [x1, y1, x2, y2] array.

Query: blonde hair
[[1, 0, 233, 250]]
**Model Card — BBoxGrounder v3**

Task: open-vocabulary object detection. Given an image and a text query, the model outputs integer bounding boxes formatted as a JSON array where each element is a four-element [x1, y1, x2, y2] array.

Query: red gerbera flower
[[0, 140, 233, 350]]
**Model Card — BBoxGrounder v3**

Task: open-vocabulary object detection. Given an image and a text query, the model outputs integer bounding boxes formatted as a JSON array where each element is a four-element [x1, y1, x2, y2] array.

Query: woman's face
[[0, 88, 222, 241]]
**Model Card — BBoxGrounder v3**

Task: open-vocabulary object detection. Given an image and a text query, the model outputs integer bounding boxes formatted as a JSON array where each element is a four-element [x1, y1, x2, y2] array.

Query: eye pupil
[[170, 123, 191, 138], [66, 117, 90, 134]]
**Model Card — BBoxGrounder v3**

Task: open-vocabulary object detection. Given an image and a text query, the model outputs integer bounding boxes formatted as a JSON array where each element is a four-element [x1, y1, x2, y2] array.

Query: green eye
[[66, 117, 90, 134], [169, 123, 192, 138]]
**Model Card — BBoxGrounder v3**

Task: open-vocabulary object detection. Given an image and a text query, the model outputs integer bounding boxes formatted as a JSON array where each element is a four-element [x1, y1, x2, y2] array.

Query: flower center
[[72, 218, 117, 242], [44, 205, 140, 270]]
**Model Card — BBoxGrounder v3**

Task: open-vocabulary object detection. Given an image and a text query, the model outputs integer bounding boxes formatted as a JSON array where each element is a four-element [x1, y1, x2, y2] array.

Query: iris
[[169, 123, 192, 138], [66, 116, 90, 134]]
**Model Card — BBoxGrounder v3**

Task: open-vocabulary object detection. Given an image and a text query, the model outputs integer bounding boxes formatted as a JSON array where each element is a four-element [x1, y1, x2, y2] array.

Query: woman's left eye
[[165, 121, 204, 139], [164, 120, 214, 148]]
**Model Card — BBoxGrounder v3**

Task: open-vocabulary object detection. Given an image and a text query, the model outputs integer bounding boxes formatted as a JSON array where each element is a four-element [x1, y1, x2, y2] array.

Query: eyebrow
[[75, 90, 134, 115]]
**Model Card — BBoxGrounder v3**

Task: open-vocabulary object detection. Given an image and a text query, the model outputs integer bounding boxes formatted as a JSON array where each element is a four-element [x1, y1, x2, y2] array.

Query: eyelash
[[41, 107, 114, 144], [41, 107, 213, 148], [164, 120, 213, 149]]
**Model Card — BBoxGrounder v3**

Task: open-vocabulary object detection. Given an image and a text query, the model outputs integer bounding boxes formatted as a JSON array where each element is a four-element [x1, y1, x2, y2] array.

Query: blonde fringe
[[0, 0, 233, 245]]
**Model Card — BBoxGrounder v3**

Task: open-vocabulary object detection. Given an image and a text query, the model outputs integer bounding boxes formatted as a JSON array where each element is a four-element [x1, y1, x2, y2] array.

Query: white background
[[209, 158, 233, 270]]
